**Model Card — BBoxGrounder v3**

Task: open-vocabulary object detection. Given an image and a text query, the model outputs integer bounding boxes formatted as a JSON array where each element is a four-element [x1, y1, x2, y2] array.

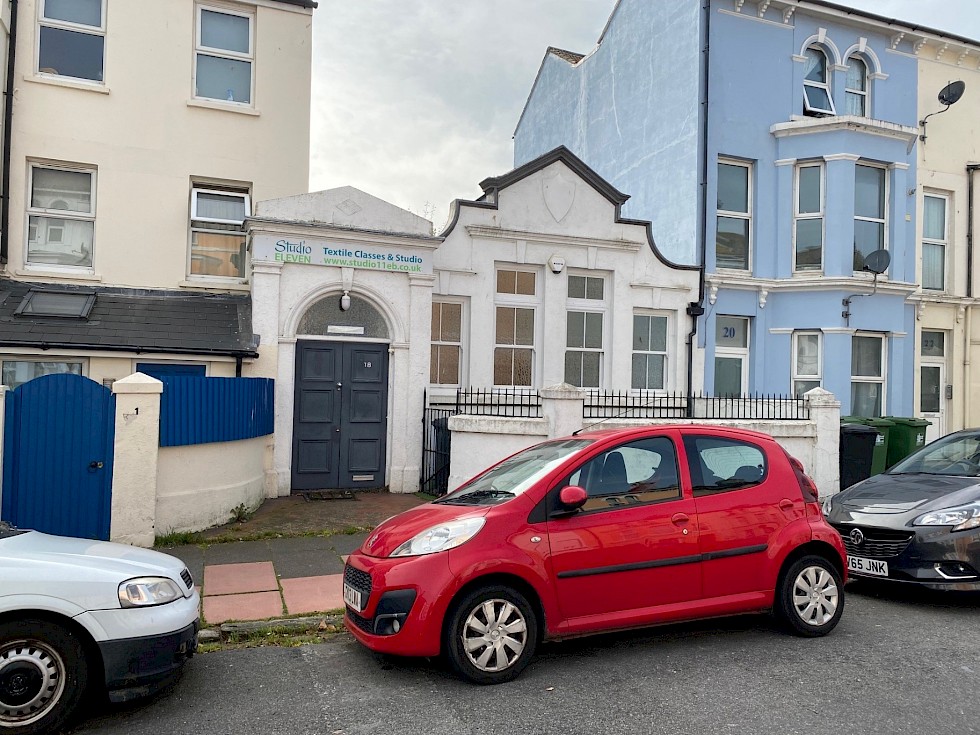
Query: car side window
[[565, 437, 681, 512], [683, 435, 767, 496]]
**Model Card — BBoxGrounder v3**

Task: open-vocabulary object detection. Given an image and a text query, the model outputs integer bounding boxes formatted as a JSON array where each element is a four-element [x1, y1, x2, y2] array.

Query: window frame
[[493, 267, 540, 388], [631, 311, 670, 393], [36, 0, 107, 84], [430, 299, 467, 387], [792, 331, 822, 397], [683, 434, 769, 497], [564, 271, 607, 389], [25, 161, 97, 270], [194, 3, 255, 106], [187, 184, 250, 281], [853, 162, 889, 273], [922, 192, 949, 292], [793, 161, 825, 272], [850, 333, 886, 417], [803, 46, 836, 116], [845, 55, 869, 116], [715, 158, 752, 272]]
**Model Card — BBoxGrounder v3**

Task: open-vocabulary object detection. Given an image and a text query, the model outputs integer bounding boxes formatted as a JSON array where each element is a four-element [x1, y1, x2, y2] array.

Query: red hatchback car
[[344, 425, 846, 683]]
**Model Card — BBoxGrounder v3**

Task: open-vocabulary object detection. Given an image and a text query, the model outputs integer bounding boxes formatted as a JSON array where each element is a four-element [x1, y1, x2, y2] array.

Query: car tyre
[[776, 555, 845, 637], [444, 585, 538, 685], [0, 619, 89, 735]]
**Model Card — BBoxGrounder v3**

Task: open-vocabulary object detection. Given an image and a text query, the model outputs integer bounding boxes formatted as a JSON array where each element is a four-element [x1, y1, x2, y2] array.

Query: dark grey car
[[825, 429, 980, 591]]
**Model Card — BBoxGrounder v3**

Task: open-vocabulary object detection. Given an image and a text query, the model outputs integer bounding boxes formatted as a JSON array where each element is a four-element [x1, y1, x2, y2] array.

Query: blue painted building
[[515, 0, 923, 417]]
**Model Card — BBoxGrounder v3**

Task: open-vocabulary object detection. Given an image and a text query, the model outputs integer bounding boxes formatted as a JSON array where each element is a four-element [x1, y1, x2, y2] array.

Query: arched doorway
[[291, 294, 390, 491]]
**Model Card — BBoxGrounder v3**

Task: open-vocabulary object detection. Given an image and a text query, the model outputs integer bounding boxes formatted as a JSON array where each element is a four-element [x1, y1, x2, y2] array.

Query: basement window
[[15, 289, 96, 318]]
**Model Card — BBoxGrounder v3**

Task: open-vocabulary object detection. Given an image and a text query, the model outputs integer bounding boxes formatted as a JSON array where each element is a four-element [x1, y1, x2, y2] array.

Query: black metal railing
[[583, 391, 810, 421], [454, 387, 542, 418]]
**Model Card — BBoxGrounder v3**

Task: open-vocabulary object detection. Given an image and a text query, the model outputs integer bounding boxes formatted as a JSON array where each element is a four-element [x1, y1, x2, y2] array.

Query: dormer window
[[845, 57, 868, 116], [803, 47, 835, 116]]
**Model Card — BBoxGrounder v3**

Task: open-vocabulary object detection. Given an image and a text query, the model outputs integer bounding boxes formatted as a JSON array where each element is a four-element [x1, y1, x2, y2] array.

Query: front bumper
[[98, 619, 199, 702], [833, 521, 980, 591], [343, 551, 456, 657]]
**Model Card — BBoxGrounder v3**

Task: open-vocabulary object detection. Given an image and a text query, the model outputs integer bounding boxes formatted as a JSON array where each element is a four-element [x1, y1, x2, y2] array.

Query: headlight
[[390, 517, 485, 557], [821, 496, 834, 515], [913, 502, 980, 532], [118, 577, 182, 607]]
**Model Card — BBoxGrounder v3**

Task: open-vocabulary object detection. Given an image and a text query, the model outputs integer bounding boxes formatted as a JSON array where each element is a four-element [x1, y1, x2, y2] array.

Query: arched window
[[845, 56, 868, 116], [296, 294, 390, 339], [803, 47, 835, 116]]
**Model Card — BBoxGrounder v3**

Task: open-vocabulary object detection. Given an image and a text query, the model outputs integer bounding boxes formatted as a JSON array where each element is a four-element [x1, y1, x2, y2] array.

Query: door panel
[[292, 341, 389, 491], [546, 434, 701, 622], [683, 434, 799, 598], [921, 363, 944, 442]]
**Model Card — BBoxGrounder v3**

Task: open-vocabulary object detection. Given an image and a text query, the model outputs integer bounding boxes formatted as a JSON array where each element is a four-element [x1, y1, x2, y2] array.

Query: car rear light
[[783, 449, 819, 503]]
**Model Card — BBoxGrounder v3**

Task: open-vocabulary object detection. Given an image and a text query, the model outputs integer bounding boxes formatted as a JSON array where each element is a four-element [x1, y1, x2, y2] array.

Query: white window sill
[[187, 98, 260, 116], [24, 73, 110, 95], [15, 267, 102, 282], [180, 279, 251, 292]]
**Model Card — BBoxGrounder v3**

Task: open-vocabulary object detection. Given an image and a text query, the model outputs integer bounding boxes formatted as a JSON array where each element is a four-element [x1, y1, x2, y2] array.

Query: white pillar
[[540, 383, 586, 438], [110, 373, 163, 547], [0, 385, 7, 514], [806, 387, 841, 498]]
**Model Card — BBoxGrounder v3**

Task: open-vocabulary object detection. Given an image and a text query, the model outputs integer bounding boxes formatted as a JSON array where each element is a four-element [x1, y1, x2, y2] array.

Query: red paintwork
[[345, 425, 846, 658]]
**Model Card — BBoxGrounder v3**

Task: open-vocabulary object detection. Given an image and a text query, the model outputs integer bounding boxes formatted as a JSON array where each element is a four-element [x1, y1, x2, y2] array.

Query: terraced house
[[515, 0, 970, 420], [0, 0, 313, 386]]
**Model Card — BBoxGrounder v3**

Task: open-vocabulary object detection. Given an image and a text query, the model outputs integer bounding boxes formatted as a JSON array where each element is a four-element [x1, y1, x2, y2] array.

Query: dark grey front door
[[291, 340, 389, 491]]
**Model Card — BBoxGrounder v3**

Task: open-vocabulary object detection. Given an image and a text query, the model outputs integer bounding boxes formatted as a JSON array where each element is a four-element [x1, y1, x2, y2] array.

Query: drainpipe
[[0, 0, 19, 265], [965, 165, 979, 427], [686, 0, 710, 417]]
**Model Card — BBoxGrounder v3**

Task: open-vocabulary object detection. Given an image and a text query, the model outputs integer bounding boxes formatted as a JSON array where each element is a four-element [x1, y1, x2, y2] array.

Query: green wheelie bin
[[883, 416, 931, 469]]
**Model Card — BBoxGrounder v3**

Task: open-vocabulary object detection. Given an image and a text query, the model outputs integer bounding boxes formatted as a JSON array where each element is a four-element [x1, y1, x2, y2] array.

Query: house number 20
[[722, 327, 736, 338]]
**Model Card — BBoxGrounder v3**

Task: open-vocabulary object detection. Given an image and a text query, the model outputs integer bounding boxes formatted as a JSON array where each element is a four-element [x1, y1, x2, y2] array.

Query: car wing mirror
[[551, 485, 588, 518]]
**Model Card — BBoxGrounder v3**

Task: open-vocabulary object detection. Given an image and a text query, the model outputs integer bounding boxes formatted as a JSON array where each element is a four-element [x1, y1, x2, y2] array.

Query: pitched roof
[[0, 280, 258, 358], [546, 47, 585, 64]]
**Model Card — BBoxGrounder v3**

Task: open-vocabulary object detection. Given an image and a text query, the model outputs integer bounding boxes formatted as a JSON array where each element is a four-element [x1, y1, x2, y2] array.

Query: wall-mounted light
[[340, 290, 351, 311]]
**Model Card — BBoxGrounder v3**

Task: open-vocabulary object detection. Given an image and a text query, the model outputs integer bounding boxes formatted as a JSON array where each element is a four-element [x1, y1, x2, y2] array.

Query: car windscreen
[[0, 521, 26, 539], [436, 438, 594, 506], [888, 432, 980, 476]]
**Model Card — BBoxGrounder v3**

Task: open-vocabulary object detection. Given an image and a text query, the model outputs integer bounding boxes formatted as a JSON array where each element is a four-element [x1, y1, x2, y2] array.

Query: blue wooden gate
[[2, 374, 115, 539]]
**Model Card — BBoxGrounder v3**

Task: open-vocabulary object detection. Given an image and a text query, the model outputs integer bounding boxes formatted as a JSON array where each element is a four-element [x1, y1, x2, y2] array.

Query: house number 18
[[363, 361, 372, 368]]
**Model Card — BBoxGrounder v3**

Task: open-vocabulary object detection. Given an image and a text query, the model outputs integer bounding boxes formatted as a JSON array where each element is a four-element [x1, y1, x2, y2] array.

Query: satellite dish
[[862, 249, 891, 275], [938, 80, 966, 106]]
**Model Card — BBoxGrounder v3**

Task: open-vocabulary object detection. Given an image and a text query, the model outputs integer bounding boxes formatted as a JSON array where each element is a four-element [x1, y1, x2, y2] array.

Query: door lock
[[88, 461, 104, 471]]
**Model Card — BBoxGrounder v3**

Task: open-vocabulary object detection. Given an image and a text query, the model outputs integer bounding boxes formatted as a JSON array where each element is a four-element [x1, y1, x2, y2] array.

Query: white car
[[0, 521, 199, 734]]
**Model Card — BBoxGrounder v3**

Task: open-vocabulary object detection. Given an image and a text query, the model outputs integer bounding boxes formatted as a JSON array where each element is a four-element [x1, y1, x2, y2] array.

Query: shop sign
[[252, 234, 431, 274]]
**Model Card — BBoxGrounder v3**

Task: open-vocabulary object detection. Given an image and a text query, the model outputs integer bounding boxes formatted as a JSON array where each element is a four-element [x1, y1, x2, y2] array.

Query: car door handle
[[779, 499, 795, 511], [671, 513, 690, 525]]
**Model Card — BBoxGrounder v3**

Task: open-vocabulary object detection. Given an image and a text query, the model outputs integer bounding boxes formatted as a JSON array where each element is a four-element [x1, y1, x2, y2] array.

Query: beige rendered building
[[911, 32, 980, 440], [0, 0, 313, 386]]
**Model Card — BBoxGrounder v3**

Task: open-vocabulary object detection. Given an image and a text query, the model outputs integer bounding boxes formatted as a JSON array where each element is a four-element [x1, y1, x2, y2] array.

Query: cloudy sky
[[310, 1, 980, 231]]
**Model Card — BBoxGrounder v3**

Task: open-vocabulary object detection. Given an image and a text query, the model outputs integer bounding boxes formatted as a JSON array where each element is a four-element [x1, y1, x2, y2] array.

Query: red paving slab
[[281, 574, 345, 615], [203, 591, 283, 624], [203, 562, 278, 596]]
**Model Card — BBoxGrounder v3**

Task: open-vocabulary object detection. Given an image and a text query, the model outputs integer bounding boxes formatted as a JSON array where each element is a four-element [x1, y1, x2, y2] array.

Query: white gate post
[[0, 385, 7, 514], [110, 373, 163, 547], [806, 387, 841, 498]]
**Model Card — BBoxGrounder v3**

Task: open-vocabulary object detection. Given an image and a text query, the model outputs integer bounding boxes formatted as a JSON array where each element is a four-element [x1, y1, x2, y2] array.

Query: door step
[[299, 490, 359, 501]]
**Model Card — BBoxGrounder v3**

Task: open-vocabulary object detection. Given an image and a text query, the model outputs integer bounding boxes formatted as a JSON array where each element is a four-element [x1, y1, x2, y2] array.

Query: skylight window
[[15, 289, 96, 318]]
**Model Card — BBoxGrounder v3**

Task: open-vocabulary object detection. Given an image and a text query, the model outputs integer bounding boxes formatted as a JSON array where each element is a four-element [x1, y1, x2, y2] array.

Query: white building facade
[[249, 148, 703, 495]]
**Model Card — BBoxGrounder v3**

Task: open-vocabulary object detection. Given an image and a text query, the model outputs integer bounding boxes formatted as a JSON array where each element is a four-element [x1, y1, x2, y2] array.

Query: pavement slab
[[280, 574, 345, 615], [326, 532, 369, 555], [203, 561, 278, 596], [203, 590, 284, 624], [201, 539, 275, 566], [267, 536, 345, 579]]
